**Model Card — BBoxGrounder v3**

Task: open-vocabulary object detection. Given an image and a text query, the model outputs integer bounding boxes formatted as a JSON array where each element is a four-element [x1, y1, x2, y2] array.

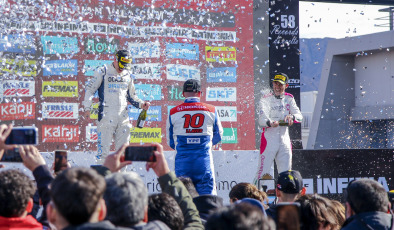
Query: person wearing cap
[[266, 170, 306, 222], [83, 50, 150, 161], [166, 79, 223, 195], [254, 73, 302, 184]]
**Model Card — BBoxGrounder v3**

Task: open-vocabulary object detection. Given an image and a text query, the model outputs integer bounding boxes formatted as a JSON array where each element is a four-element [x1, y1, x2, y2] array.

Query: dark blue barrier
[[292, 149, 394, 201]]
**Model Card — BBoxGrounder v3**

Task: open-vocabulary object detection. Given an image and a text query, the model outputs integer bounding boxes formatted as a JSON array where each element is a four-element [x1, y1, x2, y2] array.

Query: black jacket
[[341, 211, 394, 230]]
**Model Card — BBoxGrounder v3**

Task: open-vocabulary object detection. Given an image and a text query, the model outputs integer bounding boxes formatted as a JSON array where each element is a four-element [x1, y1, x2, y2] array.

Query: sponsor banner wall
[[3, 149, 391, 205], [0, 34, 36, 54], [207, 67, 237, 83], [42, 81, 78, 97], [42, 102, 79, 119], [1, 59, 37, 76], [206, 87, 237, 102], [86, 126, 98, 142], [43, 59, 78, 76], [130, 128, 162, 143], [84, 60, 113, 76], [128, 106, 162, 122], [128, 42, 161, 58], [0, 102, 35, 121], [2, 0, 256, 152], [166, 43, 199, 60], [130, 63, 161, 79], [42, 125, 80, 143], [222, 128, 238, 144], [0, 80, 35, 97], [216, 106, 237, 122], [166, 64, 201, 81]]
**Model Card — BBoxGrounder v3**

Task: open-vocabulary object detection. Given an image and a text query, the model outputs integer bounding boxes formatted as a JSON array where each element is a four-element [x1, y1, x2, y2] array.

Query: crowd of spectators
[[0, 123, 393, 230]]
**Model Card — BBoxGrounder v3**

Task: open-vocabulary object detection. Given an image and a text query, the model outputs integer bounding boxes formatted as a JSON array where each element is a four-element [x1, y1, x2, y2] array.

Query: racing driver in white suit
[[254, 73, 302, 185], [83, 50, 150, 160]]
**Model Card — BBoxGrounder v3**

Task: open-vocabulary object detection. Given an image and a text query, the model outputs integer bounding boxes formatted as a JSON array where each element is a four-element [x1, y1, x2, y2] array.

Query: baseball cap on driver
[[273, 73, 289, 85], [277, 170, 303, 194], [183, 79, 201, 93], [116, 50, 132, 70]]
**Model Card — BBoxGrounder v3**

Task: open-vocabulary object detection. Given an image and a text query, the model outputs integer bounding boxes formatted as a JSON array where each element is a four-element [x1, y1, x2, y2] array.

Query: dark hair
[[0, 169, 36, 217], [148, 193, 184, 230], [229, 183, 268, 207], [178, 176, 199, 198], [104, 172, 148, 226], [346, 178, 389, 214], [50, 167, 106, 225], [296, 194, 337, 230], [205, 203, 275, 230]]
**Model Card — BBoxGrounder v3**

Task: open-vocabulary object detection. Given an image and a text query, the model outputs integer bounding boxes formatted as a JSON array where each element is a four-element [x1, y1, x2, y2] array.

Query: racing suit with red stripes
[[254, 92, 302, 185]]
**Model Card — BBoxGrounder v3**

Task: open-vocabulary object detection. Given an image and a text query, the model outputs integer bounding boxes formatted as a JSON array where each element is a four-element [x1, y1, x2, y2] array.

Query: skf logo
[[206, 87, 236, 102], [86, 126, 98, 142], [42, 125, 79, 142], [42, 81, 78, 97], [1, 80, 35, 97], [205, 46, 236, 62], [42, 103, 79, 119], [0, 102, 35, 121]]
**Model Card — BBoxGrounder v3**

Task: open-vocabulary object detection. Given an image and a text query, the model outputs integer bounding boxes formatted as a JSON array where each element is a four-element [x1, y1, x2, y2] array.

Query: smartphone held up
[[5, 127, 38, 145], [124, 146, 157, 162]]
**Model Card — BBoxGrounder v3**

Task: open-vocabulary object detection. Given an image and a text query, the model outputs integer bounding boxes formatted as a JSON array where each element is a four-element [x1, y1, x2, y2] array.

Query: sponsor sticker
[[42, 102, 79, 119], [187, 138, 201, 144], [1, 80, 35, 97], [128, 106, 162, 122], [0, 34, 36, 54], [90, 103, 99, 120], [130, 63, 161, 79], [207, 67, 237, 82], [206, 87, 236, 102], [1, 59, 37, 76], [85, 37, 119, 54], [0, 102, 35, 121], [130, 128, 162, 143], [216, 106, 237, 122], [42, 81, 78, 97], [86, 126, 98, 142], [41, 36, 79, 54], [43, 59, 78, 76], [42, 125, 80, 142], [135, 84, 162, 101], [83, 60, 113, 76], [205, 46, 236, 62], [166, 64, 200, 81], [167, 85, 185, 101], [128, 42, 161, 58], [222, 128, 237, 144], [166, 43, 199, 60], [167, 106, 175, 115]]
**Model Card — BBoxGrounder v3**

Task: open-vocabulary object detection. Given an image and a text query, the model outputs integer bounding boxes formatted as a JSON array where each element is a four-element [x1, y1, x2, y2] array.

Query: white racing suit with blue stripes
[[83, 63, 144, 160]]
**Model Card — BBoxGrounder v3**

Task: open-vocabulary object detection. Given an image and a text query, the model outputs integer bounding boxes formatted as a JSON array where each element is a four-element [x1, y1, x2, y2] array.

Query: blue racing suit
[[166, 97, 223, 195]]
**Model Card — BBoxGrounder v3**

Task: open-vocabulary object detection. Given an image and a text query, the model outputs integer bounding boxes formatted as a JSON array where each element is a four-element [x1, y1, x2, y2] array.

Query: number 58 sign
[[281, 15, 296, 28]]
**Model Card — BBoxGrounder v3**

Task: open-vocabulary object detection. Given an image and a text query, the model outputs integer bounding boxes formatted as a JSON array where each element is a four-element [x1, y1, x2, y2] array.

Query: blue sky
[[300, 2, 388, 38]]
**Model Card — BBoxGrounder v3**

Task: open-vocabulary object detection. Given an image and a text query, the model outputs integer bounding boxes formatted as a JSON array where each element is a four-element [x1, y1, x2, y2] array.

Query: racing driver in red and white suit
[[254, 73, 302, 185]]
